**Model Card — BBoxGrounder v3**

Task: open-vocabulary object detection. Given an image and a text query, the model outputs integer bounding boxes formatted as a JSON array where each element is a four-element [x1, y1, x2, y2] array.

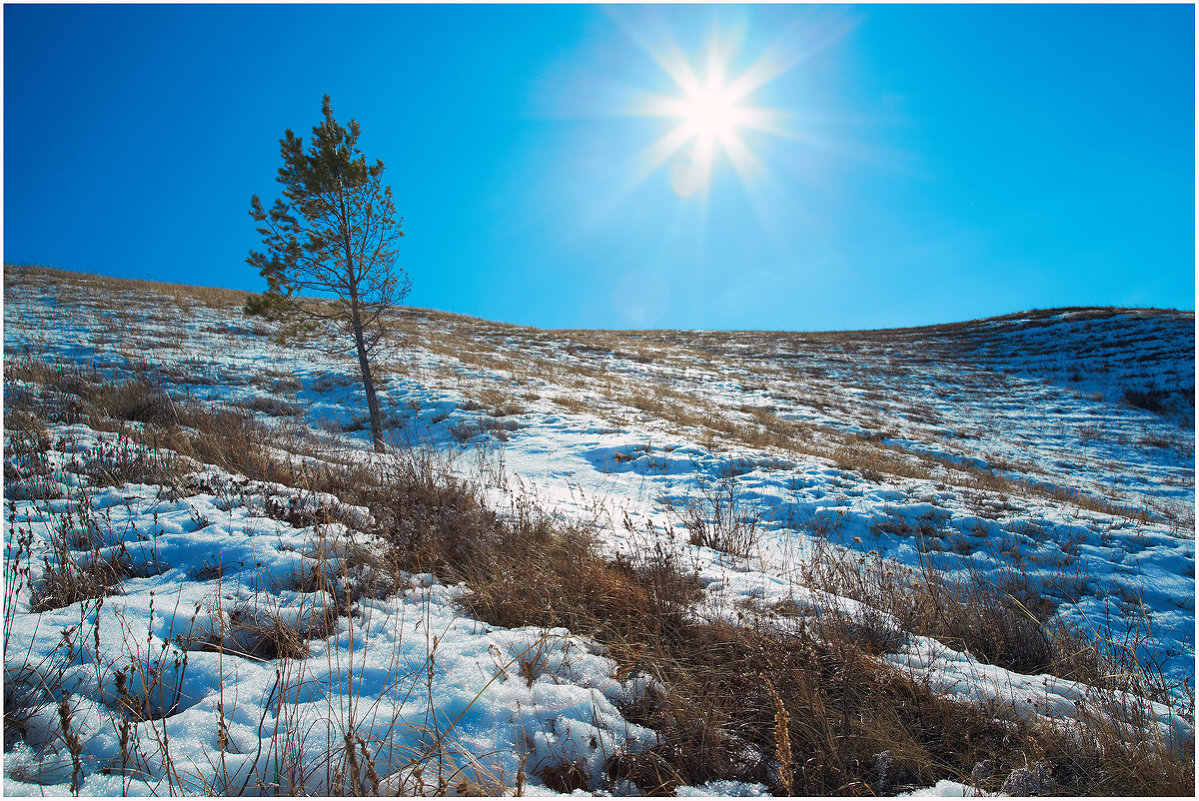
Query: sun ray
[[633, 122, 699, 183], [719, 128, 764, 184], [725, 106, 793, 138]]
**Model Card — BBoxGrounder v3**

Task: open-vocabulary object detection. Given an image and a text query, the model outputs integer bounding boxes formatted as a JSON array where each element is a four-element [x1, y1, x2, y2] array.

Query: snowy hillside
[[3, 265, 1194, 796]]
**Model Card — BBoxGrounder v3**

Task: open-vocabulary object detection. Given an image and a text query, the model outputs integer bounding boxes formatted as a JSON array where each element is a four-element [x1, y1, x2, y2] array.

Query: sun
[[628, 30, 793, 198], [654, 74, 753, 197], [592, 9, 859, 251], [679, 81, 741, 142]]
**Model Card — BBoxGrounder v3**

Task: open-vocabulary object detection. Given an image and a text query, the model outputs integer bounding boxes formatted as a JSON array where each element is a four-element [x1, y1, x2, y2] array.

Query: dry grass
[[202, 602, 337, 662], [467, 386, 524, 417], [668, 470, 763, 557], [1122, 386, 1172, 414], [797, 538, 1190, 708], [6, 369, 457, 793], [5, 263, 247, 309], [74, 432, 189, 488], [459, 521, 702, 660], [464, 528, 1193, 795], [443, 496, 1193, 795], [3, 429, 142, 613]]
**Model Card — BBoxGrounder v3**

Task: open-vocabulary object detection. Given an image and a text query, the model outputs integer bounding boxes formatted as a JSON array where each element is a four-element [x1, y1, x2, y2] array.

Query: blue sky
[[4, 3, 1193, 331]]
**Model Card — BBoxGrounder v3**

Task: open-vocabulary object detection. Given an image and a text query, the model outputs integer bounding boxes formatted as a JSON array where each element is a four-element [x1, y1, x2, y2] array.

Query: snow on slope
[[3, 267, 1194, 794], [4, 427, 659, 794]]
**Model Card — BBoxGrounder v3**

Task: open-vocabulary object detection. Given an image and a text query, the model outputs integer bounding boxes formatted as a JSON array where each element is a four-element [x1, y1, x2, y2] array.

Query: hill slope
[[3, 265, 1194, 795]]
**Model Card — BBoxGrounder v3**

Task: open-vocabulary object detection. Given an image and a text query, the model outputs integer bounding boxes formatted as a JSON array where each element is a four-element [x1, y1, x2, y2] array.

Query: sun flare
[[626, 28, 796, 199], [606, 8, 858, 220]]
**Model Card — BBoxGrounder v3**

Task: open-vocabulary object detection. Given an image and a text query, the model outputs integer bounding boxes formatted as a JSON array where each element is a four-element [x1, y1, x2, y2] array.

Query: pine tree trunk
[[354, 327, 385, 453], [348, 292, 385, 453], [339, 213, 386, 454]]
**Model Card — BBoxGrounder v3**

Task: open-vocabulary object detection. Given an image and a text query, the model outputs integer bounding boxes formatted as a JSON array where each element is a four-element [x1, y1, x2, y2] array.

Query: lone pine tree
[[246, 95, 409, 453]]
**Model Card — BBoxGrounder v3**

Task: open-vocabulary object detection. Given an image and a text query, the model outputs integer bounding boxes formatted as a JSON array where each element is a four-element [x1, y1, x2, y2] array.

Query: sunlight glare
[[681, 83, 739, 141], [604, 6, 860, 224], [628, 27, 790, 198]]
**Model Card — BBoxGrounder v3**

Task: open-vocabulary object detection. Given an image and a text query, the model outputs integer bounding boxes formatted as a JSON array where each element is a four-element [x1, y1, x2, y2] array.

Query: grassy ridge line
[[7, 262, 1192, 337], [5, 263, 249, 308]]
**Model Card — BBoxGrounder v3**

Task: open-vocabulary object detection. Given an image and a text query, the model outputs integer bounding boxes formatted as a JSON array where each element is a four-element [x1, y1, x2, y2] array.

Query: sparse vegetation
[[669, 470, 763, 558], [1122, 386, 1171, 414]]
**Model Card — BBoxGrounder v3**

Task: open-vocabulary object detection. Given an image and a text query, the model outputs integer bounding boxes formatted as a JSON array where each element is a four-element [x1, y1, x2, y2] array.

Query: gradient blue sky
[[4, 3, 1194, 331]]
